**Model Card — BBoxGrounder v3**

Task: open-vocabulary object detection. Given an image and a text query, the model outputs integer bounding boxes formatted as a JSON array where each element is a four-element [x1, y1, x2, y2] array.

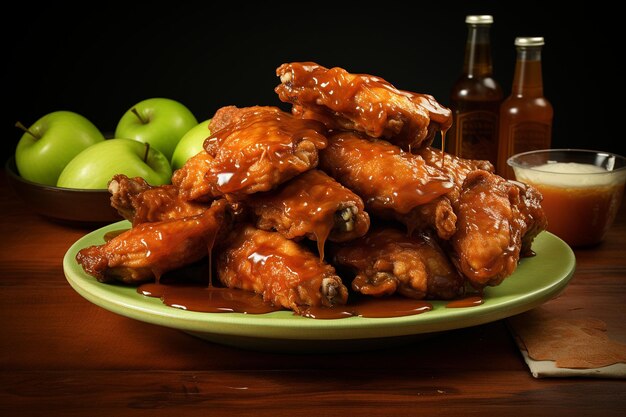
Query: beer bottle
[[497, 37, 553, 179], [447, 15, 503, 163]]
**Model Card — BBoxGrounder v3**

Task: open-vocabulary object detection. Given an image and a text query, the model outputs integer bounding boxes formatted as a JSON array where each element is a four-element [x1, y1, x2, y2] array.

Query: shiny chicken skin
[[202, 106, 328, 199], [217, 224, 349, 314], [275, 62, 452, 150], [333, 227, 465, 300], [417, 146, 495, 202], [109, 174, 210, 225], [398, 147, 495, 239], [76, 200, 229, 284], [319, 131, 454, 236], [449, 170, 547, 288], [170, 151, 217, 202], [247, 169, 370, 258]]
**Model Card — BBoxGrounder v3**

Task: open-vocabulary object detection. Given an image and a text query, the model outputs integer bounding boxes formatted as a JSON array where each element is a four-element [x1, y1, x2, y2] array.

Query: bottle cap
[[515, 37, 545, 46], [466, 15, 493, 24]]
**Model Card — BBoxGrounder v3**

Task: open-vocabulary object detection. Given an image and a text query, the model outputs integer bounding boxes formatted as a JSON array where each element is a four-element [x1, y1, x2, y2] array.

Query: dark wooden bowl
[[5, 156, 122, 226]]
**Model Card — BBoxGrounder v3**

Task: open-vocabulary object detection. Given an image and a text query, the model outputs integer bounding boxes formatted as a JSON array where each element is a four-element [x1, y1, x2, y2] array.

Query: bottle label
[[510, 122, 552, 154], [455, 110, 498, 162]]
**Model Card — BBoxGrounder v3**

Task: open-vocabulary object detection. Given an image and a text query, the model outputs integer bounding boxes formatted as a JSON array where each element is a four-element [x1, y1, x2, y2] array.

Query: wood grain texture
[[1, 171, 625, 417]]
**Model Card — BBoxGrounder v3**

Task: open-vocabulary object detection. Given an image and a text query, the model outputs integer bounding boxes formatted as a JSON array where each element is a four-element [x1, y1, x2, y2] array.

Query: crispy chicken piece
[[217, 224, 349, 314], [449, 170, 547, 288], [170, 151, 217, 202], [276, 62, 452, 150], [395, 146, 495, 239], [319, 131, 454, 235], [515, 180, 549, 257], [109, 174, 210, 225], [76, 199, 229, 284], [417, 146, 494, 202], [207, 105, 271, 136], [202, 106, 328, 199], [395, 196, 457, 240], [247, 169, 370, 258], [332, 227, 465, 300]]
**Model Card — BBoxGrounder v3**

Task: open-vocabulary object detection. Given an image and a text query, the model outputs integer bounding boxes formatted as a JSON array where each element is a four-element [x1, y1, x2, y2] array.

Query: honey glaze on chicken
[[203, 106, 328, 197], [75, 62, 548, 320], [248, 169, 370, 259], [276, 62, 453, 150]]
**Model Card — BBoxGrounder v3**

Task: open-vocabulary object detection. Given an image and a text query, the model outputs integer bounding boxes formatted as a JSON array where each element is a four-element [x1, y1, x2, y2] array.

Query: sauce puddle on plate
[[137, 263, 484, 319]]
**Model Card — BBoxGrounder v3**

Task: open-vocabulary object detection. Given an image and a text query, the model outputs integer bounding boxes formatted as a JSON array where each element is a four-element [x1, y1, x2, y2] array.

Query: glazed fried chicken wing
[[449, 170, 547, 288], [248, 169, 370, 258], [276, 62, 452, 150], [396, 196, 457, 240], [399, 147, 495, 239], [333, 227, 465, 300], [417, 146, 494, 200], [202, 106, 328, 198], [515, 180, 548, 256], [319, 131, 454, 236], [76, 199, 229, 284], [217, 224, 349, 314], [207, 105, 271, 137], [109, 174, 210, 225], [171, 151, 217, 202]]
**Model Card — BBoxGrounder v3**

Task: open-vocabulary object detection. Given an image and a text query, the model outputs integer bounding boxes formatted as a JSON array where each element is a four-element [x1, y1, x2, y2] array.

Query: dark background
[[5, 1, 624, 163]]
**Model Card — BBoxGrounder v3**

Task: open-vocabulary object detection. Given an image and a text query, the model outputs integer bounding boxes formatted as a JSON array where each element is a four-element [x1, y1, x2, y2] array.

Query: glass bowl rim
[[507, 148, 626, 175]]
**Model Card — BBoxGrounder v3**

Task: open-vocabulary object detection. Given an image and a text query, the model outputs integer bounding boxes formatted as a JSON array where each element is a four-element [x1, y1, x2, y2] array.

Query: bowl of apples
[[5, 155, 122, 225], [7, 99, 206, 226]]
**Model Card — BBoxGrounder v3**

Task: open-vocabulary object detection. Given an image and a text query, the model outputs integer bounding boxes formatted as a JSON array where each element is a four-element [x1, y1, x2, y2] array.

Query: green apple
[[57, 138, 172, 189], [114, 98, 198, 161], [171, 119, 212, 170], [15, 111, 105, 186]]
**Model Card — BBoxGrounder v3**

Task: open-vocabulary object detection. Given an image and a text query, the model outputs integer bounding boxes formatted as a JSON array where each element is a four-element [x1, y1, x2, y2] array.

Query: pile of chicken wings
[[76, 62, 547, 315]]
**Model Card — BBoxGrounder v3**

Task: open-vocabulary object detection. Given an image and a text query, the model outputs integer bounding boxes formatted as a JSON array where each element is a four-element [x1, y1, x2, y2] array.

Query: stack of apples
[[15, 98, 212, 189]]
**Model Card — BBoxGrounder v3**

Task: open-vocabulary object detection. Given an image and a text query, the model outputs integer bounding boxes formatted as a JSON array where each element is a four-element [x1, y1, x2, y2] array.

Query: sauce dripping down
[[249, 169, 369, 259]]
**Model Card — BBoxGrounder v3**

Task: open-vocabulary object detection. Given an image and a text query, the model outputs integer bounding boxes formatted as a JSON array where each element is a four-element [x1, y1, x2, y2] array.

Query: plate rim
[[63, 221, 576, 342]]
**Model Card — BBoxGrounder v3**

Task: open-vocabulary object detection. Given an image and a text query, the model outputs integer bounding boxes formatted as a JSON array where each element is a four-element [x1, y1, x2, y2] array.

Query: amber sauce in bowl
[[508, 149, 626, 247]]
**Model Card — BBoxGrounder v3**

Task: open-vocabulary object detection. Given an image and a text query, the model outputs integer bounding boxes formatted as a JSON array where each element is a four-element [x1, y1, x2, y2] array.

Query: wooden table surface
[[1, 171, 625, 417]]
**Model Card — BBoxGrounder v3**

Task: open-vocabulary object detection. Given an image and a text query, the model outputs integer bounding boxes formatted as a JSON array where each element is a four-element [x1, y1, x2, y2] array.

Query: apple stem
[[131, 107, 148, 124], [15, 121, 40, 140], [143, 142, 150, 163]]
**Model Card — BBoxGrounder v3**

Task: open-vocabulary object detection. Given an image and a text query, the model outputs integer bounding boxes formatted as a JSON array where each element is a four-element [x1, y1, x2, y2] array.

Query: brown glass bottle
[[447, 15, 503, 164], [497, 37, 553, 179]]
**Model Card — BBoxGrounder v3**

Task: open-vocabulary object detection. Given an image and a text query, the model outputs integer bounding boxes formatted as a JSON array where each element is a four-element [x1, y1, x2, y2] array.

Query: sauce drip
[[249, 169, 368, 259], [303, 296, 433, 319], [134, 260, 484, 319], [138, 276, 437, 319], [445, 295, 483, 308], [138, 283, 283, 314]]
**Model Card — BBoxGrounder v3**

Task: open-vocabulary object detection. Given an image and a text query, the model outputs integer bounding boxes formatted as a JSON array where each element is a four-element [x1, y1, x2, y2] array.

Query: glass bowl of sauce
[[508, 149, 626, 247]]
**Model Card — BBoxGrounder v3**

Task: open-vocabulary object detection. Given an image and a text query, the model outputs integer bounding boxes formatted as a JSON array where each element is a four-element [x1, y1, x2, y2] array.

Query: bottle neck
[[512, 47, 544, 97], [463, 24, 493, 77]]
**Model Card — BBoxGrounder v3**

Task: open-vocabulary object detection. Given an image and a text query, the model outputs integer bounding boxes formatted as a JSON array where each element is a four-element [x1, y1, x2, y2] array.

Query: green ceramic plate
[[63, 221, 576, 352]]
